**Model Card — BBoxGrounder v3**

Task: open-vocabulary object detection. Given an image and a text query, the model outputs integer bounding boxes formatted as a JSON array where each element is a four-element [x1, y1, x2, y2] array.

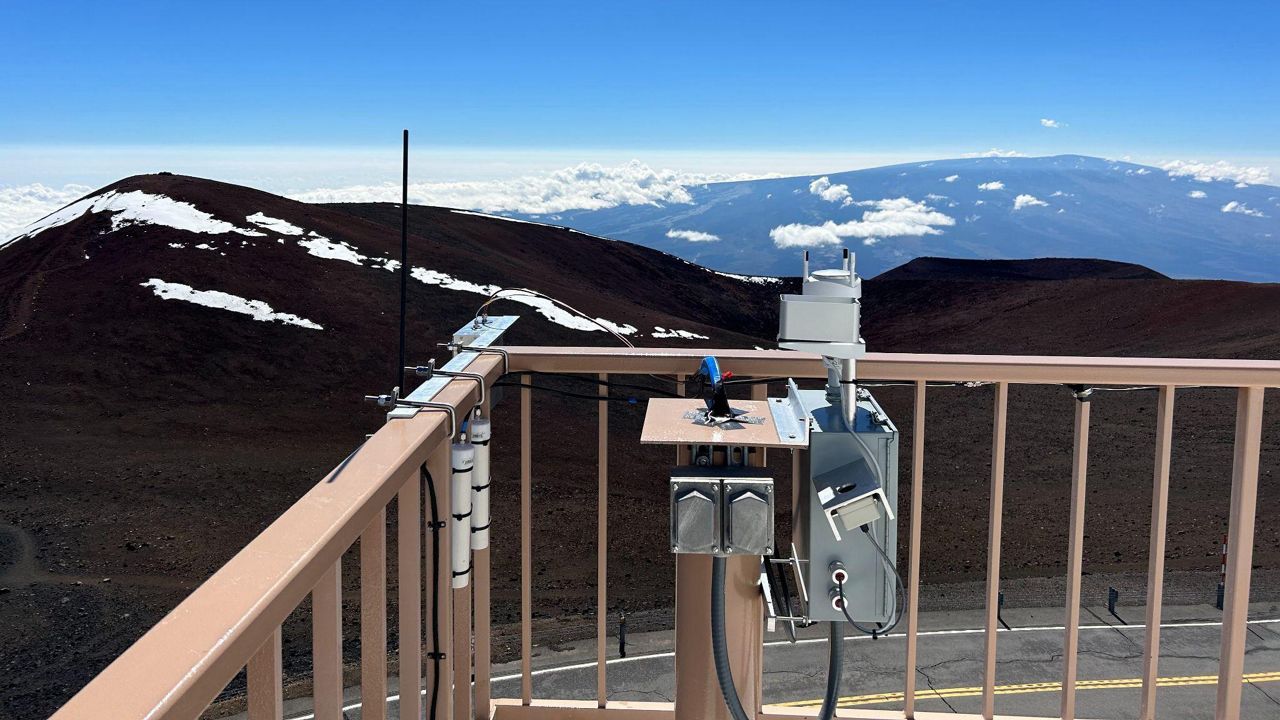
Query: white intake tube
[[451, 442, 475, 588], [470, 417, 492, 550]]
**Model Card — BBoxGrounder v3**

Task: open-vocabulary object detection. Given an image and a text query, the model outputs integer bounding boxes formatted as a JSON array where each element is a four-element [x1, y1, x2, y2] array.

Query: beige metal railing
[[49, 346, 1278, 720]]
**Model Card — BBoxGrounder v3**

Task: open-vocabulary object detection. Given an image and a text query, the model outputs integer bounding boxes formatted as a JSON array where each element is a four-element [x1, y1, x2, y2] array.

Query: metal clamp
[[407, 358, 487, 409], [439, 342, 509, 376], [399, 399, 458, 439], [364, 387, 458, 438]]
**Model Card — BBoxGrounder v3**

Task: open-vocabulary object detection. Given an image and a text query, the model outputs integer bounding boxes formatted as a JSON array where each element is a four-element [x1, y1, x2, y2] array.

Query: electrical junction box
[[795, 390, 898, 624], [671, 468, 774, 556]]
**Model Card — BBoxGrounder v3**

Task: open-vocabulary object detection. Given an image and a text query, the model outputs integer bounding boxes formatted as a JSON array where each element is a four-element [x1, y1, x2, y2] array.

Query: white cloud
[[1161, 160, 1272, 186], [1040, 118, 1063, 128], [808, 176, 851, 204], [666, 228, 721, 243], [1221, 201, 1267, 218], [289, 160, 766, 215], [1187, 190, 1207, 199], [963, 149, 1027, 158], [862, 238, 880, 246], [768, 197, 955, 248], [978, 181, 1005, 191], [1013, 194, 1049, 210], [0, 183, 93, 240], [942, 174, 959, 183]]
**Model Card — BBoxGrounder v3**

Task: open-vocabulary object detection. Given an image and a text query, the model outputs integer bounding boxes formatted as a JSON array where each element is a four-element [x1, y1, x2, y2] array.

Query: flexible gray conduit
[[711, 557, 842, 720], [710, 557, 751, 720]]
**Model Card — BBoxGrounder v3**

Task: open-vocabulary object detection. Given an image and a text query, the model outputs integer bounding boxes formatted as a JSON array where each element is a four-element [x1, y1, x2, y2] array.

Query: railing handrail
[[503, 346, 1280, 386], [51, 353, 502, 720], [48, 345, 1278, 720]]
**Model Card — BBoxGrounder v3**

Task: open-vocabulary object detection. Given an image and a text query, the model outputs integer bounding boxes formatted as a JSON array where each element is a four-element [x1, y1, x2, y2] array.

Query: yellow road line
[[776, 671, 1280, 708]]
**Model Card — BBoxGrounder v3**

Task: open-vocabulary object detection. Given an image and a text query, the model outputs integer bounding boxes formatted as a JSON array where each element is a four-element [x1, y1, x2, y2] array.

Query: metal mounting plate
[[642, 398, 808, 448], [401, 316, 517, 407]]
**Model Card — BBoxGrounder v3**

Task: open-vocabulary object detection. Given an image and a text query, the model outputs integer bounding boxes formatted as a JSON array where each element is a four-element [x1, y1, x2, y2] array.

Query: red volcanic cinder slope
[[0, 173, 787, 716], [2, 174, 1279, 718]]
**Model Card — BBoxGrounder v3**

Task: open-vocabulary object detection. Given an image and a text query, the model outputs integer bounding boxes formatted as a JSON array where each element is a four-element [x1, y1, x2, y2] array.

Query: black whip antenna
[[397, 129, 409, 392]]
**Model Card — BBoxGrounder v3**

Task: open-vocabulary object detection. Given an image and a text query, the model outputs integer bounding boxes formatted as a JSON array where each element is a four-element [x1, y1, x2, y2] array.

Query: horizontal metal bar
[[500, 346, 1280, 387]]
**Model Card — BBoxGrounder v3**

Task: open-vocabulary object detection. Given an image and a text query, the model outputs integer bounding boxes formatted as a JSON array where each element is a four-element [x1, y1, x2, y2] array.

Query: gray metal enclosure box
[[795, 390, 898, 623]]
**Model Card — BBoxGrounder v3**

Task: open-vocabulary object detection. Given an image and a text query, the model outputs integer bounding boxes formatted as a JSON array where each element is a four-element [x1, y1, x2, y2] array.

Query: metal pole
[[397, 129, 409, 392]]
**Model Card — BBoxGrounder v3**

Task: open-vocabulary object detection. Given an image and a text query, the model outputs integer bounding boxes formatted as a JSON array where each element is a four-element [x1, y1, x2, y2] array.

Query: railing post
[[398, 471, 422, 720], [312, 560, 343, 720], [473, 396, 493, 720], [1215, 386, 1265, 720], [247, 627, 283, 720], [749, 383, 767, 715], [904, 380, 926, 718], [361, 508, 388, 720], [1061, 398, 1091, 720], [597, 373, 609, 707], [1139, 385, 1175, 720], [427, 446, 456, 720], [520, 376, 533, 706], [982, 382, 1009, 720]]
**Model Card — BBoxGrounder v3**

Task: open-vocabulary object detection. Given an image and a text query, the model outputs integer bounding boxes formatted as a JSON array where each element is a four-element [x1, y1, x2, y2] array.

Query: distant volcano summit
[[510, 155, 1280, 282]]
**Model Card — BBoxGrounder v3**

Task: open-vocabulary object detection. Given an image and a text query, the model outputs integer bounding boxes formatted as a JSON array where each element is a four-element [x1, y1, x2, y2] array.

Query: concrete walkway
[[253, 601, 1280, 720]]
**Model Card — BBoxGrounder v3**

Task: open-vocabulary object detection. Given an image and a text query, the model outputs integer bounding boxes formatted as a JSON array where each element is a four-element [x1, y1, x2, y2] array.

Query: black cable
[[862, 527, 907, 636], [492, 381, 650, 404], [835, 529, 906, 639], [710, 557, 751, 720], [818, 622, 843, 720], [501, 371, 683, 398], [423, 464, 442, 720], [396, 129, 409, 394]]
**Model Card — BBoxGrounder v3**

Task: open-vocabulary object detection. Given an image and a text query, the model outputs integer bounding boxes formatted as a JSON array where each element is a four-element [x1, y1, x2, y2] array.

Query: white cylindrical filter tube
[[470, 417, 492, 550], [450, 442, 475, 588]]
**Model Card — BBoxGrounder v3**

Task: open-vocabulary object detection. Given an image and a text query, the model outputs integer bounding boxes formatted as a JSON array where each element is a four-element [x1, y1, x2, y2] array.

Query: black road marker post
[[1108, 586, 1126, 625], [619, 610, 627, 658]]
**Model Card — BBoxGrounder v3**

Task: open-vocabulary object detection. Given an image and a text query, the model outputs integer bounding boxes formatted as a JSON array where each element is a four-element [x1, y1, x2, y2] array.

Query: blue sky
[[4, 1, 1277, 153], [1, 1, 1277, 232]]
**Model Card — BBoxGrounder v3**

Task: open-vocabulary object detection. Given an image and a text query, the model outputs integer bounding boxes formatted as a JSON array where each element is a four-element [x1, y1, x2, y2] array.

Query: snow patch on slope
[[652, 326, 709, 340], [3, 191, 264, 251], [408, 267, 637, 335], [140, 279, 322, 329], [712, 270, 784, 285], [297, 233, 366, 265], [247, 212, 305, 235]]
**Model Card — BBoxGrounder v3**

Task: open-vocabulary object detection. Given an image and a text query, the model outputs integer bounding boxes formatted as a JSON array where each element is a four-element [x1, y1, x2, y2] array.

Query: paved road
[[263, 603, 1280, 720]]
